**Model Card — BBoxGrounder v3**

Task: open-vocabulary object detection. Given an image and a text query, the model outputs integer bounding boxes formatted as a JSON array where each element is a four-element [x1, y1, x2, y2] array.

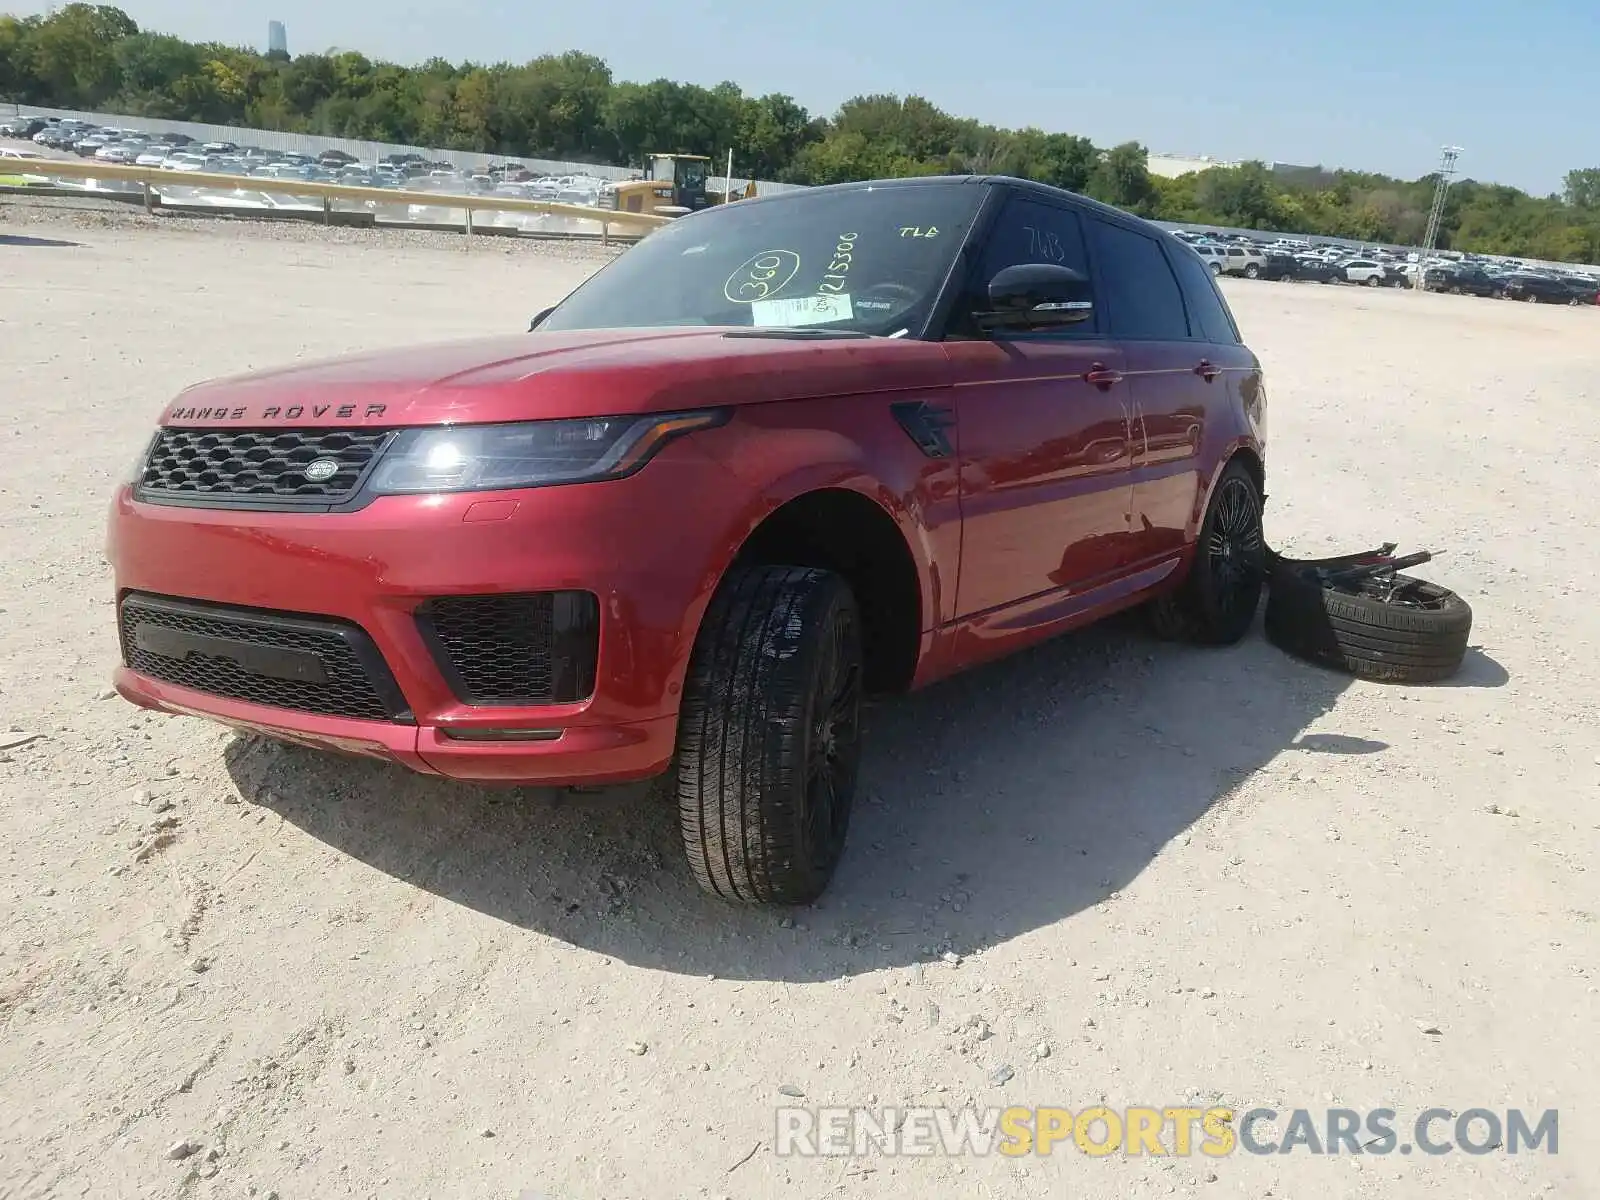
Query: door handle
[[1195, 360, 1222, 381], [1083, 363, 1123, 388]]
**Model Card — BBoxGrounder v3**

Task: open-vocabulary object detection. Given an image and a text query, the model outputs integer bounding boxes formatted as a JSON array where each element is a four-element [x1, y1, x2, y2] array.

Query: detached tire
[[675, 565, 864, 905], [1148, 459, 1265, 645], [1263, 558, 1472, 683]]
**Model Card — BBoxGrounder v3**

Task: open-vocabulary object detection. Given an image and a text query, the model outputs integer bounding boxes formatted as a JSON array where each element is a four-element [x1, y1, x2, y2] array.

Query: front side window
[[539, 183, 985, 338], [955, 195, 1096, 339]]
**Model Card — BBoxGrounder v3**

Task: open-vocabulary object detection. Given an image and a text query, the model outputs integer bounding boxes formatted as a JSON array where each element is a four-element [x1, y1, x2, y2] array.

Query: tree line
[[5, 4, 1599, 262]]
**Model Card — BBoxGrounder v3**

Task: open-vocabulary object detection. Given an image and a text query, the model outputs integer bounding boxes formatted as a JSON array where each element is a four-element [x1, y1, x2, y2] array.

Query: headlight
[[365, 410, 728, 495]]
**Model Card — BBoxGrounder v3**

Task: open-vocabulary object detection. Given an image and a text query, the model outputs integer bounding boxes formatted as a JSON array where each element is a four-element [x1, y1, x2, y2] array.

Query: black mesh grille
[[138, 427, 392, 504], [419, 592, 599, 706], [119, 593, 409, 722]]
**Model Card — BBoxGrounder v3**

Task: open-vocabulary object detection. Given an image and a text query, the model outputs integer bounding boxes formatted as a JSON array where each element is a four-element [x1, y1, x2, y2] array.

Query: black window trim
[[1162, 236, 1244, 345], [920, 180, 1010, 342], [923, 177, 1245, 346]]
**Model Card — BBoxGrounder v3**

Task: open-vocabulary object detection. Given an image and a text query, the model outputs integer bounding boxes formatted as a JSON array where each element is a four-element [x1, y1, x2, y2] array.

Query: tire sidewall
[[1184, 461, 1265, 643]]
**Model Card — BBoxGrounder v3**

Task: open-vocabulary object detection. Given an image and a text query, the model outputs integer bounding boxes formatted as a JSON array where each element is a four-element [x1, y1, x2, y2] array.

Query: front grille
[[119, 592, 411, 722], [137, 427, 393, 507], [417, 592, 599, 706]]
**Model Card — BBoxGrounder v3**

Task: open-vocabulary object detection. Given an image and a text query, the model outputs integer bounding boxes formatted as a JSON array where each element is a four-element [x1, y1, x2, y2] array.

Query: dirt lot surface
[[3, 202, 1597, 1200]]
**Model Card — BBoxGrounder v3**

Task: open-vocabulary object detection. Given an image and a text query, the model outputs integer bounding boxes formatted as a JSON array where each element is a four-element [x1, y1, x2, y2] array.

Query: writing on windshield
[[538, 182, 984, 337]]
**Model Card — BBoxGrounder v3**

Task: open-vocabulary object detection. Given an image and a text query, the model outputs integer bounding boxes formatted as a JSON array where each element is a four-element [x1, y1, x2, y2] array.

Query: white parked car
[[1219, 244, 1268, 278], [1343, 260, 1388, 286], [1191, 244, 1228, 274], [160, 153, 212, 172]]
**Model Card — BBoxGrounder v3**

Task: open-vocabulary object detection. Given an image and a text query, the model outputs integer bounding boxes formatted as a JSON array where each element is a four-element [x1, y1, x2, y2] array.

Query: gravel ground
[[2, 205, 1597, 1200]]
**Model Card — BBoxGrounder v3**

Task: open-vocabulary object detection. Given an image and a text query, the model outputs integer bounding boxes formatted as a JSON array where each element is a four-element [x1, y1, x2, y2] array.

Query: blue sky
[[14, 0, 1598, 193]]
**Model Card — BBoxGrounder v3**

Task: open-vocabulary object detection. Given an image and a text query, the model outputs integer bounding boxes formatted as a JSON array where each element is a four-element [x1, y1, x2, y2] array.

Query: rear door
[[944, 194, 1134, 617], [1083, 216, 1225, 565]]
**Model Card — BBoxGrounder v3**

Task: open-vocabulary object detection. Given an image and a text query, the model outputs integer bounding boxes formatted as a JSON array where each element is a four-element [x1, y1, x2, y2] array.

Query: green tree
[[1563, 168, 1600, 210], [1, 4, 1595, 262], [1087, 142, 1155, 214]]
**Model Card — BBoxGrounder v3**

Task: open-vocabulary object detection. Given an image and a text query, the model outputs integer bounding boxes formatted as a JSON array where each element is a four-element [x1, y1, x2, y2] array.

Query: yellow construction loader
[[599, 153, 758, 218]]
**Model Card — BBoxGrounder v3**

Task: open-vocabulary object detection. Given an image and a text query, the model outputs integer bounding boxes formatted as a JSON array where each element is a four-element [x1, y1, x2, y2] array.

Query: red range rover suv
[[107, 175, 1267, 905]]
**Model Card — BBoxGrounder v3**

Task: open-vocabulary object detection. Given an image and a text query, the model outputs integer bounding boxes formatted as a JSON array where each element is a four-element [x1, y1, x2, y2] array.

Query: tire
[[675, 564, 864, 905], [1263, 559, 1471, 683], [1524, 293, 1538, 303], [1364, 275, 1380, 287], [1208, 261, 1222, 275], [1244, 263, 1260, 279], [1148, 459, 1265, 644]]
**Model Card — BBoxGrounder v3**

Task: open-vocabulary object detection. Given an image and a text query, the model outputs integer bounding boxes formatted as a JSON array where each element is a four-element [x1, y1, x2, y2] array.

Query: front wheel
[[1364, 275, 1380, 287], [675, 565, 864, 905], [1208, 262, 1222, 275], [1148, 459, 1265, 645]]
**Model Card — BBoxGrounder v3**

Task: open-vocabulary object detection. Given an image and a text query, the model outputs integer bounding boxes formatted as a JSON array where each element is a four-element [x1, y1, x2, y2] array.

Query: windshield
[[538, 182, 985, 337]]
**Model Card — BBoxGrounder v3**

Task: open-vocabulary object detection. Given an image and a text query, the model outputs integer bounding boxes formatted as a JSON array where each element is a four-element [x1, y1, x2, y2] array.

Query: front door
[[944, 195, 1134, 618]]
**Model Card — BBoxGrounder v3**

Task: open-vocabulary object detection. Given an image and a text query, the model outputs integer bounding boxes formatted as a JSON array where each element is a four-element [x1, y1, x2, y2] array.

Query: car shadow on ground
[[228, 615, 1510, 983], [0, 233, 82, 248]]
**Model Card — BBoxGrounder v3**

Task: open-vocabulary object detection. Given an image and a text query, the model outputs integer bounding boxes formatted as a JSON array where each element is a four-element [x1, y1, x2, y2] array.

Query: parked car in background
[[1499, 272, 1591, 304], [0, 117, 50, 139], [1424, 264, 1500, 296], [1259, 251, 1311, 281], [1219, 244, 1268, 278], [1292, 257, 1339, 283], [1342, 259, 1389, 286], [1558, 275, 1600, 305]]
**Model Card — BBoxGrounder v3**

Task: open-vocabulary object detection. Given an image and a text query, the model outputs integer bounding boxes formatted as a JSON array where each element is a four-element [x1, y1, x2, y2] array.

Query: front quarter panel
[[692, 389, 964, 634]]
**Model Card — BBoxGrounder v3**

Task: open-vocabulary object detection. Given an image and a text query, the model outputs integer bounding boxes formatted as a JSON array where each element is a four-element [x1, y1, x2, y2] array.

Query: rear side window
[[1166, 245, 1242, 344], [1084, 217, 1190, 340]]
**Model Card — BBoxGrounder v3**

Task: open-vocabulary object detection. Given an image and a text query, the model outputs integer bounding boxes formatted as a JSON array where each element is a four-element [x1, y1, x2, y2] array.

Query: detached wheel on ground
[[1148, 459, 1266, 644], [675, 564, 864, 905], [1263, 556, 1472, 683]]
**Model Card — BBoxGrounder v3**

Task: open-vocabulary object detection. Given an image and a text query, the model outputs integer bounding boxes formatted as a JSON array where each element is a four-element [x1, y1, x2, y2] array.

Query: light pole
[[1415, 145, 1463, 291]]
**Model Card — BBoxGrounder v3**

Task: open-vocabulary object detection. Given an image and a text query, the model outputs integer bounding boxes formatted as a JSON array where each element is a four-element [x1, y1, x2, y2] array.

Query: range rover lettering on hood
[[166, 403, 388, 422]]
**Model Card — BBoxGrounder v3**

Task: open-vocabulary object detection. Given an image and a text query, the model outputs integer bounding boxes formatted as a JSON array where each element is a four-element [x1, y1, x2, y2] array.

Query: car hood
[[160, 328, 952, 428]]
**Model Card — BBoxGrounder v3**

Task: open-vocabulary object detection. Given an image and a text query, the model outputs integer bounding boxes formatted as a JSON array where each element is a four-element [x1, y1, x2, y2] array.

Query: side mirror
[[976, 263, 1094, 331], [529, 306, 554, 331]]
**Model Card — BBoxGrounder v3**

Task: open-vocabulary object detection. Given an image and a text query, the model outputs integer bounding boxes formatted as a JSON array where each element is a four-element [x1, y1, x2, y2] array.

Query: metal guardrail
[[6, 156, 673, 242]]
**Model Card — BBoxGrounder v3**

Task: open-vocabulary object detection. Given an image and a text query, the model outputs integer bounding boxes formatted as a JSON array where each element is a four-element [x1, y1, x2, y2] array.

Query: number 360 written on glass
[[724, 250, 801, 303]]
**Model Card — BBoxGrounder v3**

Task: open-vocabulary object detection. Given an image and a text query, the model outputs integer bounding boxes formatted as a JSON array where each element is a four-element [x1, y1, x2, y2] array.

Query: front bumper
[[105, 447, 742, 785]]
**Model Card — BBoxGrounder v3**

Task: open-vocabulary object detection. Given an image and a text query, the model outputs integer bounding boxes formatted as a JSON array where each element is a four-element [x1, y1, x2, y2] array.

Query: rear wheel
[[675, 565, 864, 906], [1244, 263, 1260, 279], [1364, 275, 1380, 287], [1148, 460, 1265, 645]]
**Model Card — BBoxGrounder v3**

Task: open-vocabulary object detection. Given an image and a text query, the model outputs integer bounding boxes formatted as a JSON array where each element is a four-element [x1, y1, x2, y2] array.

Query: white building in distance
[[267, 20, 288, 55]]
